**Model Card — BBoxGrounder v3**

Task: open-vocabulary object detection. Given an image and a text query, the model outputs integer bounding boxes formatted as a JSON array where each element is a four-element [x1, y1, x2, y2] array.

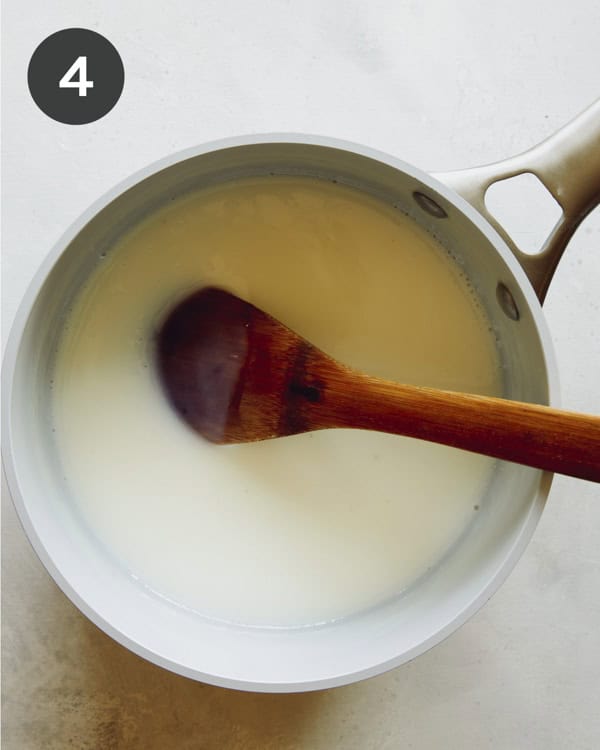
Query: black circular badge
[[28, 28, 124, 125]]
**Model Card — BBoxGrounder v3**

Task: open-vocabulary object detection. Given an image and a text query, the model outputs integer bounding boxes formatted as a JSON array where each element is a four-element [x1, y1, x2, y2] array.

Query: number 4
[[59, 56, 94, 97]]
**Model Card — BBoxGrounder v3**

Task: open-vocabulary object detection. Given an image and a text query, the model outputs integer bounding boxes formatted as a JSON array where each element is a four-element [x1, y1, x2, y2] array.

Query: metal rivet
[[496, 282, 520, 321], [413, 191, 448, 218]]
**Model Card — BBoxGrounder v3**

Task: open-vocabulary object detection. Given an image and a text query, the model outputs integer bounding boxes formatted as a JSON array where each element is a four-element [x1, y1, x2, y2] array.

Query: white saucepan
[[2, 101, 599, 692]]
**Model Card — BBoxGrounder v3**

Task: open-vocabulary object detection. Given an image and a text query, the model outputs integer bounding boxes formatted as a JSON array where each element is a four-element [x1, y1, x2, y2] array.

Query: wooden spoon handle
[[321, 374, 600, 482]]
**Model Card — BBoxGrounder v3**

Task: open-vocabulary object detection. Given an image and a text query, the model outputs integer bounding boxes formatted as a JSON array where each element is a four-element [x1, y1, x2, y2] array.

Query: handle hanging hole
[[485, 173, 563, 256]]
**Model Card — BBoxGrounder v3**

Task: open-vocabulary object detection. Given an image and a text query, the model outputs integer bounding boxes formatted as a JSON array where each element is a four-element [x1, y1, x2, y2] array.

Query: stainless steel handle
[[436, 100, 600, 302]]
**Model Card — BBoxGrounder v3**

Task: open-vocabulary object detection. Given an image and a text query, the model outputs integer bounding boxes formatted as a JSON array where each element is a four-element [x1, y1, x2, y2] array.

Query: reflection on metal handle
[[436, 100, 600, 302]]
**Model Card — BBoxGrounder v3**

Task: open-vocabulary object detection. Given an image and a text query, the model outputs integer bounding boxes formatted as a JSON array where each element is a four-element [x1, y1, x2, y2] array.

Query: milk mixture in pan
[[52, 176, 502, 626]]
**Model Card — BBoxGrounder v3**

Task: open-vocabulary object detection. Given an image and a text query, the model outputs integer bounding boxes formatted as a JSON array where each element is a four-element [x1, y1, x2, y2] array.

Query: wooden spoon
[[156, 287, 600, 482]]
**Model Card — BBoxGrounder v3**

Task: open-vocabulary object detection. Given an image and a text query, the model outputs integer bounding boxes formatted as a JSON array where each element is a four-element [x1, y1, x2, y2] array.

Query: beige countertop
[[2, 1, 599, 747]]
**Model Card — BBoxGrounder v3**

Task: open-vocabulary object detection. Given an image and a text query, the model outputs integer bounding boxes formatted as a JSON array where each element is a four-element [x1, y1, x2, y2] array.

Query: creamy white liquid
[[52, 177, 501, 627]]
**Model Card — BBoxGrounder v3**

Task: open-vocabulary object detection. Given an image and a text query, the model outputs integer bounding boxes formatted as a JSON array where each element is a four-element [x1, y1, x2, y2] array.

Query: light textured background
[[2, 1, 599, 748]]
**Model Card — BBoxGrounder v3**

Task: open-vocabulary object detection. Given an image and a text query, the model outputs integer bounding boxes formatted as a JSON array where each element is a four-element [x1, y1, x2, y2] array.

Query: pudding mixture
[[52, 176, 501, 626]]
